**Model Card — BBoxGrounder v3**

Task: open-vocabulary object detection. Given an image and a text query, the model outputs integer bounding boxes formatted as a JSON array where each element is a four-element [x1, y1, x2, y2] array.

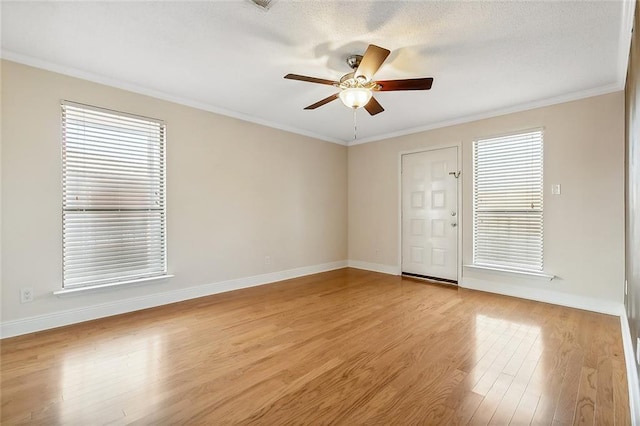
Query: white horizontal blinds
[[62, 101, 166, 288], [473, 130, 544, 272]]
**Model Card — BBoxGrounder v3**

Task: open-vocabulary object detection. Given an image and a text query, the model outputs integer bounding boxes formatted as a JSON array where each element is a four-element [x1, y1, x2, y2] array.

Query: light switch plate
[[551, 184, 561, 195]]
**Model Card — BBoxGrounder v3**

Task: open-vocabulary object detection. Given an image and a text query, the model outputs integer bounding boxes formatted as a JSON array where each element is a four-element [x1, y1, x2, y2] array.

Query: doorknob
[[451, 223, 457, 227], [451, 212, 457, 217]]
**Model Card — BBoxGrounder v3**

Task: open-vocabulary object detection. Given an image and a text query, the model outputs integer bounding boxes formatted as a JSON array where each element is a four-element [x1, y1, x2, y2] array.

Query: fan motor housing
[[346, 54, 363, 70]]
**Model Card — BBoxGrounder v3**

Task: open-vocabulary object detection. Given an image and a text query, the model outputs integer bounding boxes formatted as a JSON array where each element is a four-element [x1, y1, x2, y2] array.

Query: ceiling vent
[[249, 0, 276, 11]]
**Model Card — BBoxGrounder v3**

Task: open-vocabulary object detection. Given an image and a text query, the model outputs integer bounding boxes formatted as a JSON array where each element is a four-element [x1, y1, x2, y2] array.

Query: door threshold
[[401, 272, 458, 286]]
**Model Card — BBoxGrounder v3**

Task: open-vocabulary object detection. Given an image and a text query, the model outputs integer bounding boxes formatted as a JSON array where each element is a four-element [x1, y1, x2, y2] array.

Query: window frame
[[60, 100, 168, 290], [472, 128, 544, 273]]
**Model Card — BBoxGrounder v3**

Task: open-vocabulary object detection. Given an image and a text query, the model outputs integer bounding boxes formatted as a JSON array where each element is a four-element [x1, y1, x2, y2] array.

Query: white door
[[401, 147, 458, 282]]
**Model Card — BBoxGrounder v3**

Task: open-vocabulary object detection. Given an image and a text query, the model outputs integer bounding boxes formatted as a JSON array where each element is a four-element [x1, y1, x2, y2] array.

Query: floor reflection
[[58, 331, 164, 423], [471, 314, 543, 394]]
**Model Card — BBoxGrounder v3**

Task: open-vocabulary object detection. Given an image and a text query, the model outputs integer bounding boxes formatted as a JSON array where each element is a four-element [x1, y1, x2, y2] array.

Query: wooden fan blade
[[284, 74, 338, 86], [355, 44, 391, 81], [375, 78, 434, 91], [364, 97, 384, 116], [304, 93, 339, 110]]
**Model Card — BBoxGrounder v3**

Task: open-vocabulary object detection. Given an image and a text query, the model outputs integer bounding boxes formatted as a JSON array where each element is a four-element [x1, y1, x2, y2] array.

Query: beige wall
[[1, 60, 347, 322], [0, 58, 626, 327], [349, 92, 625, 304]]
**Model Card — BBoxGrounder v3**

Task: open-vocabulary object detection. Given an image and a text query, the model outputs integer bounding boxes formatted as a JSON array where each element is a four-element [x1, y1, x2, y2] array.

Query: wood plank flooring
[[0, 268, 630, 424]]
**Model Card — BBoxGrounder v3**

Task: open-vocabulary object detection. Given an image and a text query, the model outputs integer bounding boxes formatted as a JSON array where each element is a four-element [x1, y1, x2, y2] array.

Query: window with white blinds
[[473, 129, 543, 272], [62, 101, 166, 289]]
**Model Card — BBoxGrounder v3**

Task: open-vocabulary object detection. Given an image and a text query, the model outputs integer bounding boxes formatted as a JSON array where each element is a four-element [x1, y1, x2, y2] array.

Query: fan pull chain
[[353, 108, 357, 140]]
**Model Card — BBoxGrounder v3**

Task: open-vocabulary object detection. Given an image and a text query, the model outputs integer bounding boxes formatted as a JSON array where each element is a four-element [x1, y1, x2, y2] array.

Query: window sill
[[464, 264, 555, 281], [53, 274, 174, 297]]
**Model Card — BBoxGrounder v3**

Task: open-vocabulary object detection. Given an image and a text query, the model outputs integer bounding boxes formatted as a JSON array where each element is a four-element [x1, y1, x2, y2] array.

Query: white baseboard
[[0, 260, 348, 339], [348, 263, 624, 315], [621, 310, 640, 424], [460, 277, 625, 317], [347, 260, 400, 276]]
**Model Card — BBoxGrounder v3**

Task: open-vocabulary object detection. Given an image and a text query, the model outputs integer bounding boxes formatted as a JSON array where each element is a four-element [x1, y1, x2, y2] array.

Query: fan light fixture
[[284, 44, 434, 117], [338, 88, 372, 109]]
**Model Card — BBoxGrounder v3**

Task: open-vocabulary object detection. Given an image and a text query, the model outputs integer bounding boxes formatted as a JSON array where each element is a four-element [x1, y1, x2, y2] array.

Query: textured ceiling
[[1, 1, 634, 145]]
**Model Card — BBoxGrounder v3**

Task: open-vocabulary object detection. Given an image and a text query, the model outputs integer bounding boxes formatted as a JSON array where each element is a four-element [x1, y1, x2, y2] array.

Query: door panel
[[401, 147, 458, 281]]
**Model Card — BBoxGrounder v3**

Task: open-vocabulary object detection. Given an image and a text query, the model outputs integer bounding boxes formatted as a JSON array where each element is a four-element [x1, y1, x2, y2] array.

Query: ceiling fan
[[284, 44, 433, 116]]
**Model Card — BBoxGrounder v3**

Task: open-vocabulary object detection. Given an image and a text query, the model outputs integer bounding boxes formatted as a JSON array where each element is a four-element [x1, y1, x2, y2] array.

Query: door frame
[[397, 142, 463, 283]]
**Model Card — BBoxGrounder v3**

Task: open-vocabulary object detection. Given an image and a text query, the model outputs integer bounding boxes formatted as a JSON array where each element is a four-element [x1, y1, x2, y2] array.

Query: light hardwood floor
[[0, 268, 630, 425]]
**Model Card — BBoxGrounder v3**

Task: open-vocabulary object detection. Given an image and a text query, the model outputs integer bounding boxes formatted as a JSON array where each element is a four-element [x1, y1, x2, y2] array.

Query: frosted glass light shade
[[339, 88, 372, 109]]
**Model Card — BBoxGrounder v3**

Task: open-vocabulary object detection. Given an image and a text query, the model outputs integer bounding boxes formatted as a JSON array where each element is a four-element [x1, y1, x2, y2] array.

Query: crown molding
[[348, 82, 622, 146], [0, 50, 347, 146], [618, 0, 636, 90]]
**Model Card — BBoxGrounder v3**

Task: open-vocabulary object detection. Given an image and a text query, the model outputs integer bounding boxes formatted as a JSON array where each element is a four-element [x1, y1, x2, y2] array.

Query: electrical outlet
[[264, 256, 271, 265], [20, 287, 34, 303]]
